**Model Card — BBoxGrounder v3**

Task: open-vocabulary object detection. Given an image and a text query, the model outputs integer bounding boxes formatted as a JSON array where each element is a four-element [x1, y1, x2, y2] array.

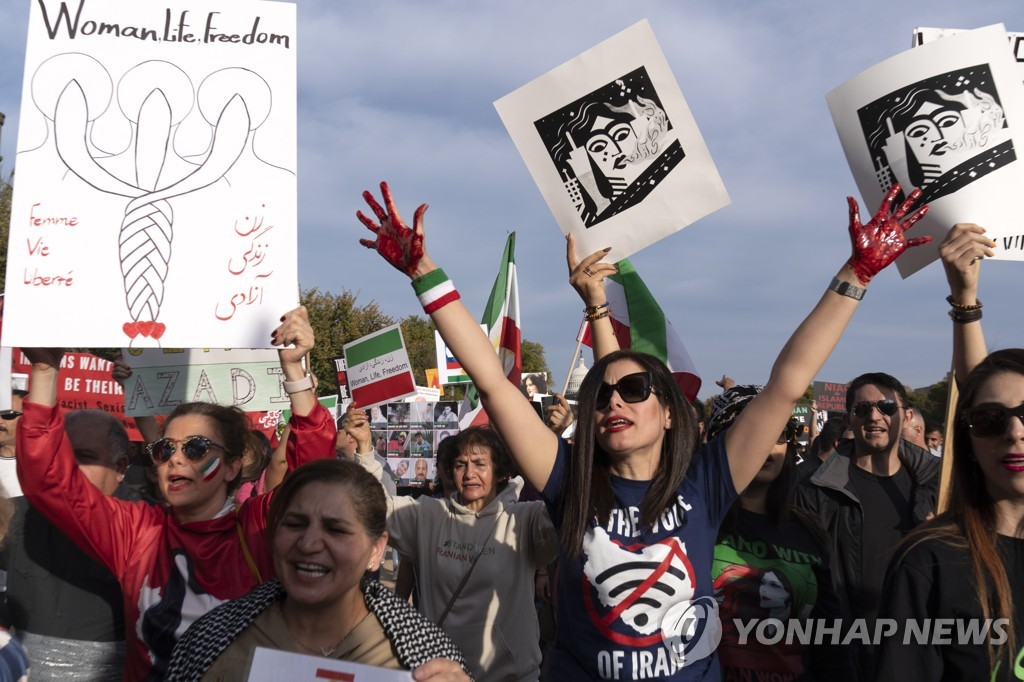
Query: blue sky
[[1, 0, 1021, 400]]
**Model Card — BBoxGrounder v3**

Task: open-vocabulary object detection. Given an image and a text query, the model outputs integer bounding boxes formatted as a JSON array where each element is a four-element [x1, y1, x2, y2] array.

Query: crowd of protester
[[0, 181, 1017, 682]]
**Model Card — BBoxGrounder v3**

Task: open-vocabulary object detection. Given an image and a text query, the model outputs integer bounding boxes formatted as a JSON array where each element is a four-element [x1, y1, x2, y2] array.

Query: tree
[[521, 339, 550, 376], [0, 175, 11, 293], [399, 314, 436, 388], [300, 287, 394, 395]]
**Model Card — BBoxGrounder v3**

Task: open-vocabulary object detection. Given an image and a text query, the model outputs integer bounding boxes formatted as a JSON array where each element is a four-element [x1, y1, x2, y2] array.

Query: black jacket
[[792, 439, 939, 619]]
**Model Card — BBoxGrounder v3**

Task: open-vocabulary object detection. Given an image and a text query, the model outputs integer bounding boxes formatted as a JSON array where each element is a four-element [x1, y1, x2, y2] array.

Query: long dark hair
[[559, 350, 697, 558], [892, 348, 1024, 671]]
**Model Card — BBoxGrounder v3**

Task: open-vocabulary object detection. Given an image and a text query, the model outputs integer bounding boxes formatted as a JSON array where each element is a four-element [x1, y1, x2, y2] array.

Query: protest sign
[[494, 20, 729, 261], [121, 348, 287, 416], [828, 24, 1024, 277], [813, 381, 848, 415], [331, 356, 350, 402], [914, 27, 1024, 76], [5, 0, 298, 348], [246, 646, 412, 681], [435, 330, 470, 385], [343, 325, 416, 409], [12, 349, 143, 439]]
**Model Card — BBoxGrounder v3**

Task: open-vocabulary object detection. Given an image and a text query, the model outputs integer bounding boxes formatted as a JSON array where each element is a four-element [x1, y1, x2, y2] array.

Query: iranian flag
[[577, 258, 701, 401], [343, 325, 417, 408], [459, 233, 521, 428]]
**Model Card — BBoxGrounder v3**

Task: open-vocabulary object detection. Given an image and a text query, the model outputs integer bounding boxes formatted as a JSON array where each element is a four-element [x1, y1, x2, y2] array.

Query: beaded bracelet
[[948, 307, 983, 324], [946, 295, 982, 311], [585, 309, 611, 322], [412, 269, 460, 314]]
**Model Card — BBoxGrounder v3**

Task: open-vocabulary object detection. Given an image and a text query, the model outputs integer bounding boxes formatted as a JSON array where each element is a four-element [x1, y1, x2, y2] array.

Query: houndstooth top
[[164, 579, 472, 681]]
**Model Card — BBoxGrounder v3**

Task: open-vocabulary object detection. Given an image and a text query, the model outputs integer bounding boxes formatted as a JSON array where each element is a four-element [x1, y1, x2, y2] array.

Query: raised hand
[[567, 234, 615, 307], [847, 183, 930, 284], [271, 306, 315, 366], [358, 181, 429, 277], [938, 223, 996, 304]]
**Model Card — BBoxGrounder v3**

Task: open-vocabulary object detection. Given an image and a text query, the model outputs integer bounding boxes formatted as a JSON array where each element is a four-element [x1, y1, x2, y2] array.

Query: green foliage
[[905, 374, 952, 427], [300, 287, 395, 395], [0, 175, 11, 294], [521, 339, 550, 376], [399, 314, 436, 388]]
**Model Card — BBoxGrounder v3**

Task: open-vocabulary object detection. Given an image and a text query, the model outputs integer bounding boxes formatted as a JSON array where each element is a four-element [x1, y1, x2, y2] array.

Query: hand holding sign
[[938, 223, 996, 304], [358, 182, 430, 277], [566, 234, 616, 309], [847, 183, 930, 284], [271, 306, 314, 366]]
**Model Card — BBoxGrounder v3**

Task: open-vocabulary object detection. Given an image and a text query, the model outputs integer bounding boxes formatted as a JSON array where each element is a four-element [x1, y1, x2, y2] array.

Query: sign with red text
[[343, 325, 416, 409], [121, 347, 288, 416], [246, 647, 413, 681], [12, 350, 143, 440], [813, 381, 848, 415], [4, 0, 298, 348]]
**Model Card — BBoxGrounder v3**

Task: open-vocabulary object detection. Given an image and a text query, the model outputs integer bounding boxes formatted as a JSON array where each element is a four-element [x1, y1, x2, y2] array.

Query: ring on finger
[[583, 267, 594, 277]]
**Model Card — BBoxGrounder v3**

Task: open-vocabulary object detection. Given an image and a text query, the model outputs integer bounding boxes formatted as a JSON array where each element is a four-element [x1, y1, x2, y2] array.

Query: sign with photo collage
[[372, 399, 461, 487]]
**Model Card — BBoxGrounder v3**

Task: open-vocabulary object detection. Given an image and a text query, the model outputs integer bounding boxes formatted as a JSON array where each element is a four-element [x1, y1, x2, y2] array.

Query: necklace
[[278, 603, 368, 658]]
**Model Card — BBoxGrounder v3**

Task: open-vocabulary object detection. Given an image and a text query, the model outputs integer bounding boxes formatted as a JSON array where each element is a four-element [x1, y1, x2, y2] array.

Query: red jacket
[[17, 401, 336, 681]]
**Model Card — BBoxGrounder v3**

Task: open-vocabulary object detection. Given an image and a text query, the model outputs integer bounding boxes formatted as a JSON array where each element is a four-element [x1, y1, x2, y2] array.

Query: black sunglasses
[[963, 404, 1024, 438], [851, 400, 901, 418], [0, 411, 22, 421], [147, 436, 228, 465], [596, 371, 658, 410]]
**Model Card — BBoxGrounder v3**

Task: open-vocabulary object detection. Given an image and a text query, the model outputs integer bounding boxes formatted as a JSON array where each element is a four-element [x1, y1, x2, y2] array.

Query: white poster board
[[246, 646, 413, 681], [828, 24, 1024, 278], [494, 20, 730, 261], [5, 0, 298, 347], [122, 347, 287, 415]]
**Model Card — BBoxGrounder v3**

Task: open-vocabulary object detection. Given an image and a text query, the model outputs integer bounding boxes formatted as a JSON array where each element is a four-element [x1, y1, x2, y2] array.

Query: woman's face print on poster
[[857, 65, 1012, 206], [533, 66, 684, 229]]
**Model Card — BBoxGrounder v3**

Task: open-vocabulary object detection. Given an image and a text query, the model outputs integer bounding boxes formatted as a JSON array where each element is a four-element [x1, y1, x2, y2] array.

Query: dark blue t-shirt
[[542, 436, 737, 680]]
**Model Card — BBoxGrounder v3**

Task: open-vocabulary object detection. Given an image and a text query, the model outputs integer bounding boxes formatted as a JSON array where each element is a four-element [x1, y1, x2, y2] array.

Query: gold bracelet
[[583, 302, 609, 315], [946, 295, 982, 311], [584, 309, 611, 322]]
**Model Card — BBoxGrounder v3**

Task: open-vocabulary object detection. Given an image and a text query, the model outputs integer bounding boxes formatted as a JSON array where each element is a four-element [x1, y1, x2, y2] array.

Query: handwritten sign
[[4, 0, 298, 348], [494, 20, 730, 261], [828, 24, 1024, 277], [343, 325, 416, 409], [121, 347, 287, 416], [246, 646, 413, 681]]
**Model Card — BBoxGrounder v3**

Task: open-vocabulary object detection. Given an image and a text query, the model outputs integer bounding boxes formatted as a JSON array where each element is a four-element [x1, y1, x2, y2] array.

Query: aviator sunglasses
[[147, 436, 228, 465], [962, 404, 1024, 438], [0, 411, 22, 420], [596, 371, 658, 410], [851, 400, 901, 418]]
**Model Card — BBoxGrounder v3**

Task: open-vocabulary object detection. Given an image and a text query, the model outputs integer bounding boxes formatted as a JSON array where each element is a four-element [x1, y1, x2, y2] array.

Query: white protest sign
[[495, 20, 730, 262], [343, 324, 417, 409], [828, 24, 1024, 278], [5, 0, 298, 347], [246, 646, 413, 681], [914, 27, 1024, 74], [122, 347, 287, 416]]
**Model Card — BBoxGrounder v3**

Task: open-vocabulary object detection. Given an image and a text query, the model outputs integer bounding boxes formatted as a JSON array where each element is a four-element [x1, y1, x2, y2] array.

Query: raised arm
[[937, 223, 994, 385], [724, 185, 930, 491], [356, 182, 558, 491], [567, 234, 620, 361]]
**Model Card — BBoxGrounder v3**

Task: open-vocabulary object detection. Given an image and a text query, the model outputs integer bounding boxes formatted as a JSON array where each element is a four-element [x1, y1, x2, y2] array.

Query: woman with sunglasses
[[356, 181, 929, 680], [16, 307, 337, 681], [877, 223, 1024, 681], [706, 385, 854, 681]]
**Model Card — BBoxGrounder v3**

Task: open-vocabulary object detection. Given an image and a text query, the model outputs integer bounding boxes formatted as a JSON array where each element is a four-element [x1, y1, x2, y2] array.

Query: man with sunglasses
[[0, 391, 26, 497], [3, 410, 151, 680], [794, 372, 938, 677]]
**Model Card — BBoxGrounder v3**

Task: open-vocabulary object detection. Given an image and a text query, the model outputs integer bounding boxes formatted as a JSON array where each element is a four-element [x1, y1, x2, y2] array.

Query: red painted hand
[[847, 183, 930, 283], [357, 182, 427, 277]]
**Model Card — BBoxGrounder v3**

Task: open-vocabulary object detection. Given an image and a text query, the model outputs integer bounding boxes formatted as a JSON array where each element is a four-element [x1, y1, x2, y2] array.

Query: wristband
[[948, 308, 983, 324], [585, 309, 611, 322], [583, 302, 609, 315], [946, 295, 982, 311], [283, 373, 314, 395], [828, 277, 866, 301], [412, 269, 460, 314]]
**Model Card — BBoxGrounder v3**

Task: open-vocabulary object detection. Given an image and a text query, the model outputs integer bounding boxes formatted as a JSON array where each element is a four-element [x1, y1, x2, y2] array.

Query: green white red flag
[[459, 233, 521, 428], [577, 258, 701, 401], [343, 324, 417, 408]]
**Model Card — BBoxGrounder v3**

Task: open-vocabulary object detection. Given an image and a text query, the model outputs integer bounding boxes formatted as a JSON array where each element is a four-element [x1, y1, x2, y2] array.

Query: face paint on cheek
[[199, 455, 222, 483]]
